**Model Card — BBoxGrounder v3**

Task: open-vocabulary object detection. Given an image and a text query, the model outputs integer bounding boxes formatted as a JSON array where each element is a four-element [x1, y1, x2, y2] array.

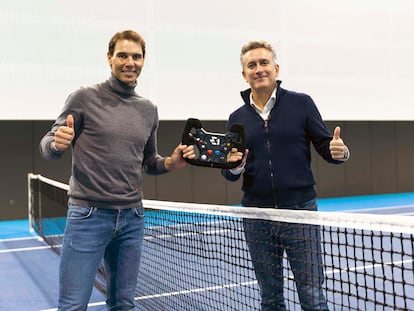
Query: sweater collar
[[106, 75, 137, 97]]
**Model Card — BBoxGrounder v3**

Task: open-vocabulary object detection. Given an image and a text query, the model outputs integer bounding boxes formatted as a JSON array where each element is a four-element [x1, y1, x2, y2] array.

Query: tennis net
[[28, 173, 414, 310]]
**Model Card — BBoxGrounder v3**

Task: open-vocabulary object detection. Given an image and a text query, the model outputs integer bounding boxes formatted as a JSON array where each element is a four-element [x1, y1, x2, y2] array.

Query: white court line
[[38, 281, 258, 311], [0, 245, 58, 254], [37, 257, 414, 311], [0, 235, 38, 242], [346, 204, 414, 214], [0, 239, 61, 254], [39, 300, 104, 311], [326, 258, 414, 275]]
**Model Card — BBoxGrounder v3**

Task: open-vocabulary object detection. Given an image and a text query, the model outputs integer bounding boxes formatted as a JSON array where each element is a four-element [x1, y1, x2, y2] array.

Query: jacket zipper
[[264, 118, 278, 206]]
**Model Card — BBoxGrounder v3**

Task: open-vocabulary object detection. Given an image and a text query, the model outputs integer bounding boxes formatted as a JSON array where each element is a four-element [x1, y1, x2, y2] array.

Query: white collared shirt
[[250, 88, 277, 121]]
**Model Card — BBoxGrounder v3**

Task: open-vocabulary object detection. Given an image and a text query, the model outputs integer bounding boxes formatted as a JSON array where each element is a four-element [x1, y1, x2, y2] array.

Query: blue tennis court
[[1, 193, 413, 311]]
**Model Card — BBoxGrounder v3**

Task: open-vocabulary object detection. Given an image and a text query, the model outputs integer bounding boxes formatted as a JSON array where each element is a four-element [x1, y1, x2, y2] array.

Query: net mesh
[[28, 173, 414, 311]]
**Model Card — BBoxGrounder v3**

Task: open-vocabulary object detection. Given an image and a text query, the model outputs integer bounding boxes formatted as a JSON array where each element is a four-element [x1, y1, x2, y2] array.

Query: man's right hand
[[54, 115, 74, 151], [228, 148, 248, 167]]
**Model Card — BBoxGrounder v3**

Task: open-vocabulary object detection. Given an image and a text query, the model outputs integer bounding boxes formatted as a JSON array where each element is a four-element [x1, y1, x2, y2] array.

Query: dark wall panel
[[340, 121, 372, 196], [0, 122, 33, 219], [395, 122, 414, 193], [149, 120, 193, 202], [1, 120, 414, 220], [370, 122, 398, 194], [315, 121, 347, 198], [224, 177, 244, 205]]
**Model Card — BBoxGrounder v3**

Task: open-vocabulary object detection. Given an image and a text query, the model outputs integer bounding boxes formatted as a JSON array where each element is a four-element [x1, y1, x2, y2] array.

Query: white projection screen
[[1, 0, 414, 120]]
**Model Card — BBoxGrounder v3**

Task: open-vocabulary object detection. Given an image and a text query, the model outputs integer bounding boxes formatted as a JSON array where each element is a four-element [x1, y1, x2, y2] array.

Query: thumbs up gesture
[[329, 126, 349, 160], [54, 115, 75, 151]]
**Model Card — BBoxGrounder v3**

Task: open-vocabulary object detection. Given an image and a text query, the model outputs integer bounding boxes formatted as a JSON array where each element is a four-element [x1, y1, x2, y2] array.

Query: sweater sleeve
[[305, 96, 343, 164], [142, 107, 169, 175], [39, 131, 65, 160]]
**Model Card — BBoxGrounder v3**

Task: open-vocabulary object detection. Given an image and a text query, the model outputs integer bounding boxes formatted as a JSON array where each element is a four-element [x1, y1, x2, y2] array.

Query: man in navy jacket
[[222, 40, 349, 311]]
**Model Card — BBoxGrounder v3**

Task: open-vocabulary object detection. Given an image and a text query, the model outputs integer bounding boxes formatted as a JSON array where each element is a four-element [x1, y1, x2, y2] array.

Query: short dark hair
[[108, 30, 146, 58], [240, 40, 276, 65]]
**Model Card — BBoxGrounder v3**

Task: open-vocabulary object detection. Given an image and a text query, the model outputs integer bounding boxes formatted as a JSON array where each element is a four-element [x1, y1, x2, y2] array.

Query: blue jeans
[[58, 203, 145, 311], [243, 198, 329, 311]]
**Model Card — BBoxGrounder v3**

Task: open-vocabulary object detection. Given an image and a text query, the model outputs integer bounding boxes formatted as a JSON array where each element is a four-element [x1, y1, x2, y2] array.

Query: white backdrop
[[1, 0, 414, 120]]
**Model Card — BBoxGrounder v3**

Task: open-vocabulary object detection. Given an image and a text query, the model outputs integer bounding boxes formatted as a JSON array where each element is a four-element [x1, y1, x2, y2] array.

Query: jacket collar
[[240, 80, 282, 106]]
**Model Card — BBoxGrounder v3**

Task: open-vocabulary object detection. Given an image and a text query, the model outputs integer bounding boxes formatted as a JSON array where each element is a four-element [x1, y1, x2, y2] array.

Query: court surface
[[1, 193, 413, 311]]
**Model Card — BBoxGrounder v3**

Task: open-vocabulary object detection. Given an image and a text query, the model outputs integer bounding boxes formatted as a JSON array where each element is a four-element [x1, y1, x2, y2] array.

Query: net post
[[28, 173, 44, 235], [27, 173, 37, 233]]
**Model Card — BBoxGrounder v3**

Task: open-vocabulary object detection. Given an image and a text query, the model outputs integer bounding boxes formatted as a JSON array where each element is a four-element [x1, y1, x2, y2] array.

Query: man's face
[[107, 39, 144, 86], [242, 48, 279, 92]]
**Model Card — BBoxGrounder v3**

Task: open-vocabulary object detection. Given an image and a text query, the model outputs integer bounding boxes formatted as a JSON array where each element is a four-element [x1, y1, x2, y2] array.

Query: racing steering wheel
[[181, 118, 246, 169]]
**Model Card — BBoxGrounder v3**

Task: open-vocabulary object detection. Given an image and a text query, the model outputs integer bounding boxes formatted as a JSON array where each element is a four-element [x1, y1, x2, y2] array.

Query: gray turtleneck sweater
[[40, 76, 168, 209]]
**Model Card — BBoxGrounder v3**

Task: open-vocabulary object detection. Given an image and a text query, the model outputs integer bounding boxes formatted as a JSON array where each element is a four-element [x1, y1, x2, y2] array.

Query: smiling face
[[241, 47, 279, 93], [107, 39, 144, 86]]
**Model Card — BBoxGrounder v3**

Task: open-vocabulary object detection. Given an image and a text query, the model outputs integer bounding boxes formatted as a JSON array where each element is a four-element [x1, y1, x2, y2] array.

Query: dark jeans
[[243, 198, 329, 311]]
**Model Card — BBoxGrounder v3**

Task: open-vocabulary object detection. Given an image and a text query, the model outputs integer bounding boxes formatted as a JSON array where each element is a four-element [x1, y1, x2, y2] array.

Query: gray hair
[[240, 40, 276, 65]]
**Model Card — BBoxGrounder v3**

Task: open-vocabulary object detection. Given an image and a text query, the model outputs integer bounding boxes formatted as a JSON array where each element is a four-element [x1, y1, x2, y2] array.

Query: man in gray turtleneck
[[40, 30, 194, 311]]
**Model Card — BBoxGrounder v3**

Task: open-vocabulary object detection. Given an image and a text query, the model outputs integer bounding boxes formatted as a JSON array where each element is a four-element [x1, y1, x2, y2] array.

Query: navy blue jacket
[[222, 81, 343, 207]]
